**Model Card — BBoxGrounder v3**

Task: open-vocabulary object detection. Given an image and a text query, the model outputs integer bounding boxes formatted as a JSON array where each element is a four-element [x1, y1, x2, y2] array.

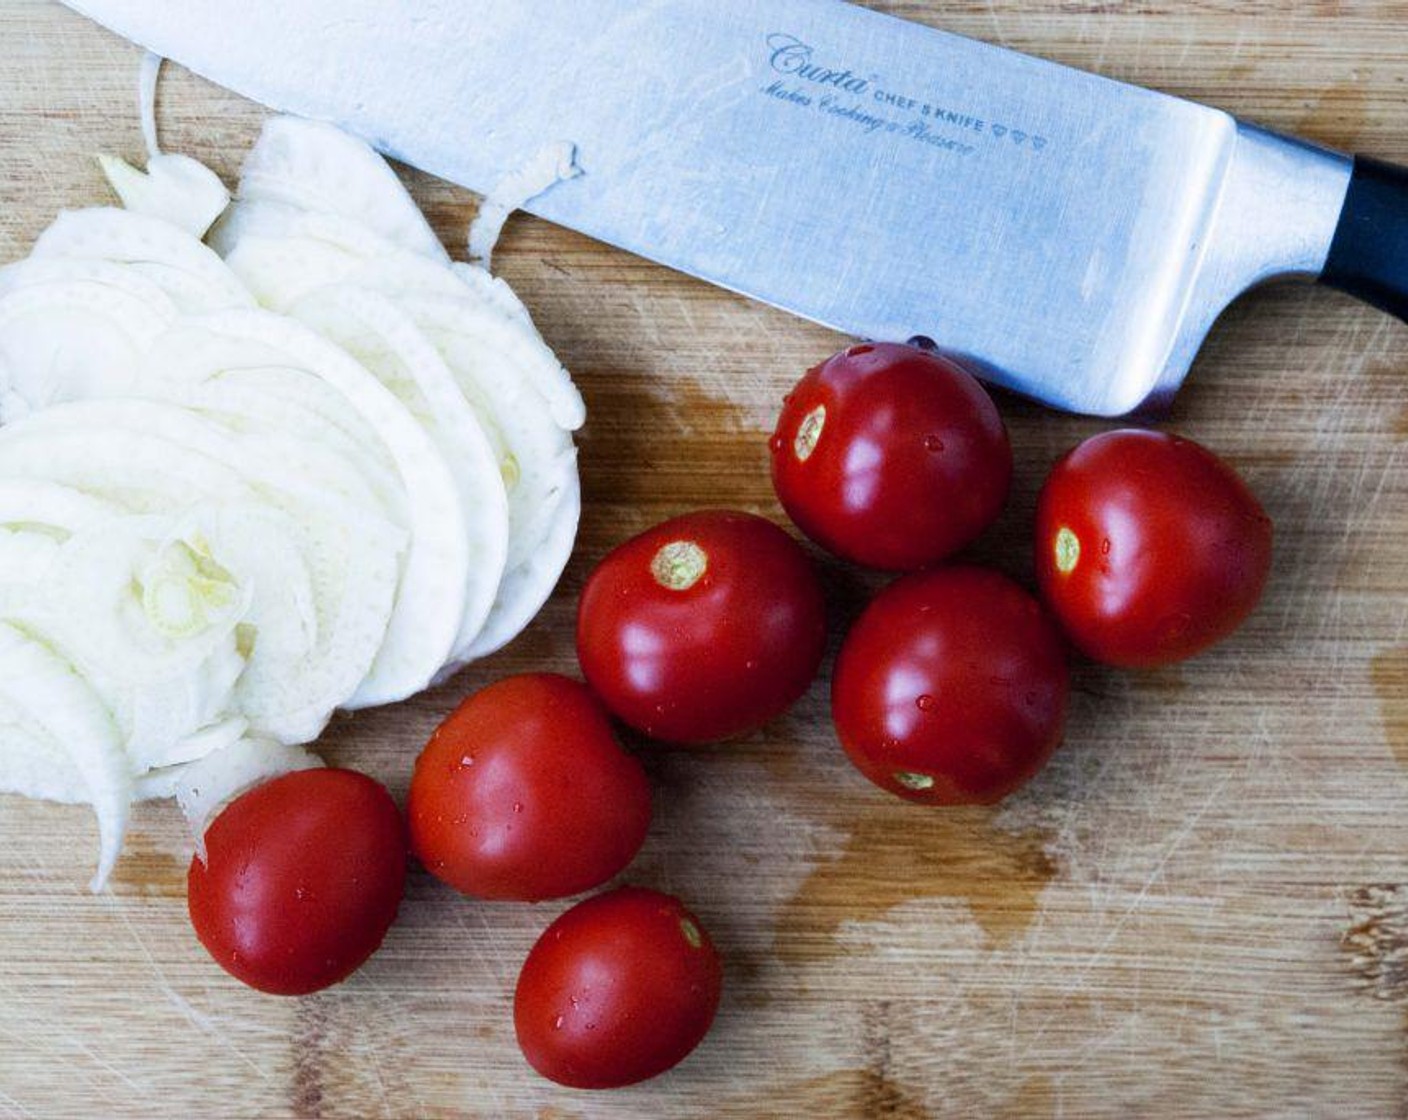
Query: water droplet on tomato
[[846, 343, 875, 358], [768, 434, 783, 453], [916, 694, 936, 712], [745, 659, 758, 670], [459, 754, 474, 767], [512, 802, 523, 814], [906, 335, 938, 352], [923, 435, 945, 453], [553, 1015, 565, 1030], [1100, 538, 1111, 555]]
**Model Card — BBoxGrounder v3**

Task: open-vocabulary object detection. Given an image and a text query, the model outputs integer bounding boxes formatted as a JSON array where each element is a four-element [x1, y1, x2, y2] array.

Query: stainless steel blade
[[63, 0, 1353, 415]]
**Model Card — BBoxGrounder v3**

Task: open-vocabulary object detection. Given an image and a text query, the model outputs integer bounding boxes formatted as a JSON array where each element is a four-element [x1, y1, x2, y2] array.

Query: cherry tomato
[[832, 566, 1068, 804], [576, 510, 826, 743], [514, 886, 722, 1089], [1034, 429, 1273, 668], [408, 674, 651, 902], [187, 768, 406, 995], [769, 341, 1011, 571]]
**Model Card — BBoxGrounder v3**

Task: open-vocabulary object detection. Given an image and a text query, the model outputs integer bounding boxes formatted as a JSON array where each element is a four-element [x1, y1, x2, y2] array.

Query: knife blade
[[59, 0, 1403, 416]]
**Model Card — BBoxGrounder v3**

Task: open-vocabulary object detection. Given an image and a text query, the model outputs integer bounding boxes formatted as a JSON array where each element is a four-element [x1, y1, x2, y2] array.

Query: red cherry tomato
[[769, 341, 1011, 571], [514, 887, 723, 1089], [832, 566, 1068, 804], [187, 768, 406, 995], [576, 510, 826, 743], [1035, 429, 1273, 668], [407, 674, 651, 901]]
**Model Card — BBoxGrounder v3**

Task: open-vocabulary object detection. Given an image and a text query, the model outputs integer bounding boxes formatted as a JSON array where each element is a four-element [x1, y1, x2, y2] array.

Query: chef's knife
[[60, 0, 1408, 416]]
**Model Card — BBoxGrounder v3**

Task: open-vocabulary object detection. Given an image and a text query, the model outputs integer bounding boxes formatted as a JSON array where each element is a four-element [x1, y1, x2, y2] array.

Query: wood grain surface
[[2, 1, 1407, 1117]]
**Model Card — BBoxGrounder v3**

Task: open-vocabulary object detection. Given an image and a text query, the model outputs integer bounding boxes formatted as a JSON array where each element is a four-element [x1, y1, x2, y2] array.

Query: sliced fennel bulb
[[218, 119, 583, 663], [96, 153, 231, 241], [288, 283, 510, 662], [32, 208, 252, 312], [179, 308, 469, 707], [0, 405, 404, 745], [231, 115, 449, 263], [0, 622, 129, 891], [0, 109, 583, 890], [0, 275, 174, 419]]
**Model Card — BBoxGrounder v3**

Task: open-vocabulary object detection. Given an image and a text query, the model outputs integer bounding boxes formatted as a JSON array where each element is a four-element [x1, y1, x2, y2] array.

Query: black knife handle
[[1321, 156, 1408, 320]]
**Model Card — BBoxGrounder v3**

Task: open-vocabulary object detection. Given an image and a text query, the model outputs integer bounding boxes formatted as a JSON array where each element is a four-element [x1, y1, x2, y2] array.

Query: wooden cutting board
[[2, 2, 1406, 1116]]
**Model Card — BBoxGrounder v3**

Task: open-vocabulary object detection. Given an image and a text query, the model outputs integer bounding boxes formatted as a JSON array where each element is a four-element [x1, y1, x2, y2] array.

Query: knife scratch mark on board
[[0, 1081, 30, 1117], [1053, 764, 1237, 989], [103, 892, 278, 1083], [1001, 1075, 1057, 1120], [1297, 79, 1370, 150]]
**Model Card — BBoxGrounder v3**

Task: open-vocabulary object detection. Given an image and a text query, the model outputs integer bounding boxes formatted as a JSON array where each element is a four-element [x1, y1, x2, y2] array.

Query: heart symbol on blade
[[991, 124, 1008, 138], [1012, 130, 1028, 145], [1032, 136, 1048, 151]]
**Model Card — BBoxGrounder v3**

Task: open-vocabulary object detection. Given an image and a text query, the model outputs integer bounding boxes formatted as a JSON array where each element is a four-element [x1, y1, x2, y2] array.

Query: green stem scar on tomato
[[514, 887, 723, 1089], [832, 566, 1069, 806], [793, 404, 826, 461], [651, 540, 707, 591], [577, 510, 826, 744], [769, 341, 1011, 572], [1054, 526, 1081, 574], [1035, 429, 1272, 668]]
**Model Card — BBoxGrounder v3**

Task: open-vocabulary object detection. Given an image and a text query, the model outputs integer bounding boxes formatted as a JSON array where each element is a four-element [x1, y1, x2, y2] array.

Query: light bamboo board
[[1, 2, 1407, 1116]]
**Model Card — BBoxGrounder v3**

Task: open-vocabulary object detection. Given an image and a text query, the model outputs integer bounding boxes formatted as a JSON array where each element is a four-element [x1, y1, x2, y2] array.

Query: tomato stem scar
[[1054, 526, 1080, 574], [651, 541, 707, 591], [679, 917, 703, 949], [893, 771, 935, 791], [794, 405, 826, 461]]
